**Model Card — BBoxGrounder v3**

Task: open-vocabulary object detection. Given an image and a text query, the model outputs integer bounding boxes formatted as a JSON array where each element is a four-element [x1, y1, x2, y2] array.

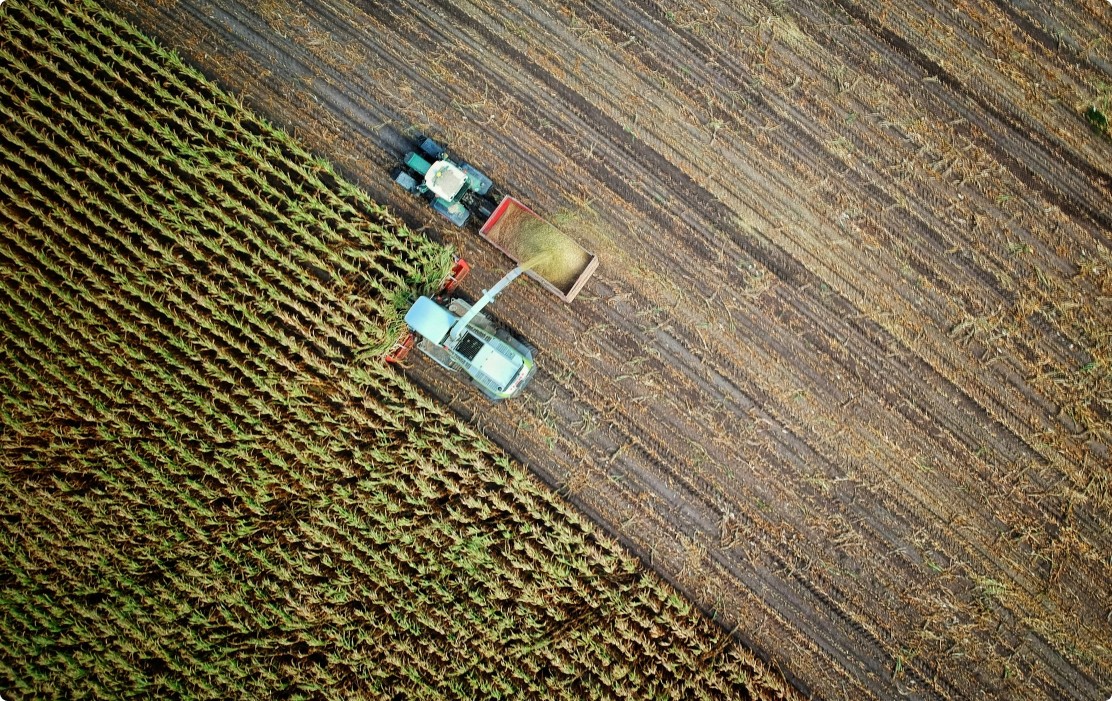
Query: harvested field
[[77, 0, 1112, 698], [0, 1, 793, 697]]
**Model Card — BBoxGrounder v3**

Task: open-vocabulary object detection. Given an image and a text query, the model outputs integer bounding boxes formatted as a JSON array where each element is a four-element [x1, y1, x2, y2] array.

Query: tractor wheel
[[413, 134, 446, 160], [391, 166, 419, 193], [474, 196, 497, 221]]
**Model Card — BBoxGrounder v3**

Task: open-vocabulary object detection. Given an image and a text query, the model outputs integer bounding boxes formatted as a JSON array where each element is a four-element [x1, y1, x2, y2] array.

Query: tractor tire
[[413, 134, 446, 160], [391, 166, 419, 193], [474, 196, 497, 221]]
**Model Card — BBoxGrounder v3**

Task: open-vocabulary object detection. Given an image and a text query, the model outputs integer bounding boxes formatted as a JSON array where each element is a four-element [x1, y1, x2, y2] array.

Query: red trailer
[[479, 196, 598, 303]]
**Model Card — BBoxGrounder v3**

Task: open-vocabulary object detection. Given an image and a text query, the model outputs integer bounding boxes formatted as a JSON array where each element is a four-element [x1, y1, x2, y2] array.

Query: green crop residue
[[1085, 105, 1109, 136]]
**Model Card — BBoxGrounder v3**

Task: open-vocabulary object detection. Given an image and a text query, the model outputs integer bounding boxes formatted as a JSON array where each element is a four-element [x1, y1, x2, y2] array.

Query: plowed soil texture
[[103, 0, 1111, 699]]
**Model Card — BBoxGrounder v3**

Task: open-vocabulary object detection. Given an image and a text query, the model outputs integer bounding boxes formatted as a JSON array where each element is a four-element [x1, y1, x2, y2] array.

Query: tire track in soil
[[622, 0, 1107, 672], [812, 0, 1112, 236], [101, 0, 1112, 699], [989, 0, 1112, 77], [765, 0, 1112, 685]]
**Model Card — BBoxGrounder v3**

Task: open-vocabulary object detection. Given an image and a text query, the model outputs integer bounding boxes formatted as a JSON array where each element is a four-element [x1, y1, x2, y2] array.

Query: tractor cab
[[424, 160, 469, 201], [392, 136, 495, 227]]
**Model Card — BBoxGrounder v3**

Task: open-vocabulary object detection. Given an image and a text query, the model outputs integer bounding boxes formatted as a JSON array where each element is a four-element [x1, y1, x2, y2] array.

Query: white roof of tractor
[[425, 160, 468, 201], [405, 296, 456, 344]]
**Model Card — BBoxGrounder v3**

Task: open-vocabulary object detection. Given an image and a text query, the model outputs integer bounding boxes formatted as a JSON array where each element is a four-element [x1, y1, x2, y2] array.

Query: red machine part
[[442, 258, 470, 293], [384, 331, 415, 364]]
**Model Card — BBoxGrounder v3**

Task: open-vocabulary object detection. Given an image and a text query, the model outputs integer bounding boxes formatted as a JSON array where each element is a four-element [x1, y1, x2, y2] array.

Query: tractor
[[391, 135, 499, 228]]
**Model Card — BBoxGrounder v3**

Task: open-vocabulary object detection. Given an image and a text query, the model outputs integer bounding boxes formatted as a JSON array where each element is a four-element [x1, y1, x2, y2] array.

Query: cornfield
[[0, 0, 790, 698]]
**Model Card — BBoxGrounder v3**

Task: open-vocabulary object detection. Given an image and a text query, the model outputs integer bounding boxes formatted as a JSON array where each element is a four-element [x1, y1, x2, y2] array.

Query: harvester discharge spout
[[448, 260, 539, 344]]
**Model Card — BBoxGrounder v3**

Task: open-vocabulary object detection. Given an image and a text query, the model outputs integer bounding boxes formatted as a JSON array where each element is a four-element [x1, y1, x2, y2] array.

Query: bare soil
[[104, 0, 1112, 698]]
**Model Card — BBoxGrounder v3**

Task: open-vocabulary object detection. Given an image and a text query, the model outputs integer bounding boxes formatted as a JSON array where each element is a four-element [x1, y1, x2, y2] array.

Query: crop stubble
[[99, 0, 1110, 699]]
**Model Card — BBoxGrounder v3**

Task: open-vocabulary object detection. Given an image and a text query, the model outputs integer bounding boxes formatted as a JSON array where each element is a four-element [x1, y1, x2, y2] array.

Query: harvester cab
[[385, 260, 536, 401], [392, 135, 498, 227]]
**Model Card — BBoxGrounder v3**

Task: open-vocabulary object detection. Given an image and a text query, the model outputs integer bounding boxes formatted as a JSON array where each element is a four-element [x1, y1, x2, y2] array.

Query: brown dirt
[[102, 0, 1112, 698]]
